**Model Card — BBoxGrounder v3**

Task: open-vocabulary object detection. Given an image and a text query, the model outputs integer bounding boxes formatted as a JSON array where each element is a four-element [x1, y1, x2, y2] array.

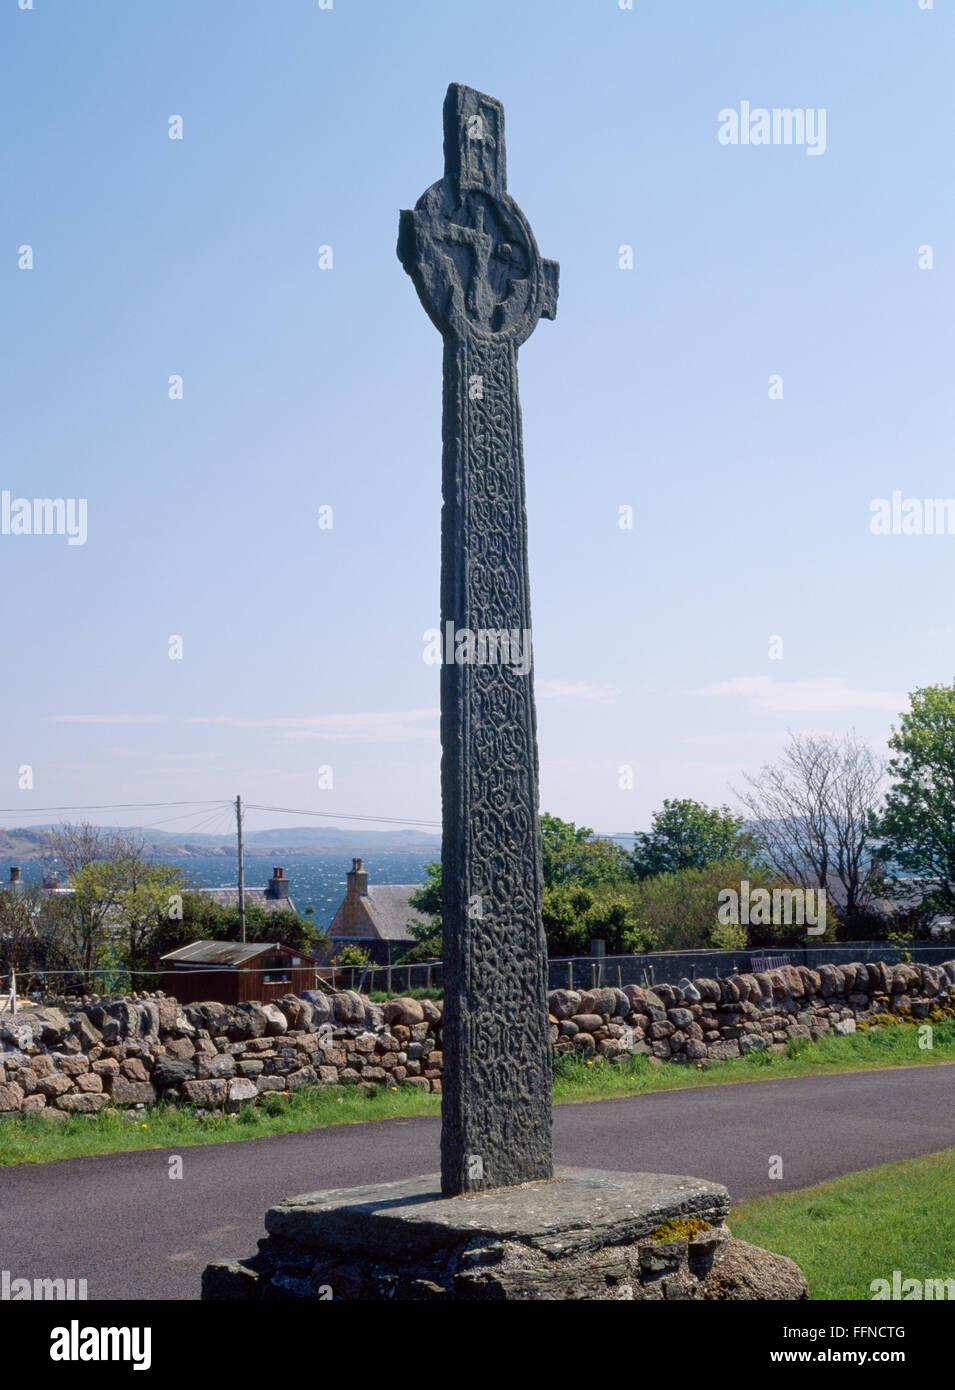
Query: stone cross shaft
[[398, 84, 559, 1196]]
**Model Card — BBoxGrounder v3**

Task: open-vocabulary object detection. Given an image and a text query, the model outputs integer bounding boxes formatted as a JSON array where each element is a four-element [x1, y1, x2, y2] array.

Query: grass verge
[[730, 1148, 955, 1299], [1, 1017, 952, 1165], [551, 1015, 955, 1102]]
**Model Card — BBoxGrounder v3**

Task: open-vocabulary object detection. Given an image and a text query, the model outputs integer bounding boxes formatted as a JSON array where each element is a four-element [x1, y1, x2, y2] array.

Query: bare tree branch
[[735, 732, 884, 916]]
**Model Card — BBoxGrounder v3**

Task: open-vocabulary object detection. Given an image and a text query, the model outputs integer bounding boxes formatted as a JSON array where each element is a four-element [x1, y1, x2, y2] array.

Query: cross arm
[[541, 259, 559, 321]]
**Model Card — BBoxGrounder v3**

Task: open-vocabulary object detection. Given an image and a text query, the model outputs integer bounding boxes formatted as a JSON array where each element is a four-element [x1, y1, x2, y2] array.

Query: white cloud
[[695, 676, 905, 714]]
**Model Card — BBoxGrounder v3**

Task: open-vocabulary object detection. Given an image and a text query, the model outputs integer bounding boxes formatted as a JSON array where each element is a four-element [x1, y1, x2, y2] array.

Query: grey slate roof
[[364, 885, 429, 941], [198, 886, 295, 913]]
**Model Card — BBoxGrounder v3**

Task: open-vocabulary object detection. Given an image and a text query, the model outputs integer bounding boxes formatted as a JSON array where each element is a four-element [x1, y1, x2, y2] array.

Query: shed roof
[[160, 939, 312, 967]]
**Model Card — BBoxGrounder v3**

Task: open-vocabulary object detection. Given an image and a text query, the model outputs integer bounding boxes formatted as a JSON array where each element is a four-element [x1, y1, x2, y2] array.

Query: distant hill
[[0, 827, 60, 860], [0, 824, 442, 861]]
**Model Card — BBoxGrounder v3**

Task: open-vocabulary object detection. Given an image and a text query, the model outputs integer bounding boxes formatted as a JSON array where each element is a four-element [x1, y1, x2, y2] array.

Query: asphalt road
[[2, 1064, 953, 1300]]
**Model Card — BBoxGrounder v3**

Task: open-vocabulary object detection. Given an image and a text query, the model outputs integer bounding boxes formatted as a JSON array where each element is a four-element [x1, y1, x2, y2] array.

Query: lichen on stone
[[648, 1216, 712, 1243]]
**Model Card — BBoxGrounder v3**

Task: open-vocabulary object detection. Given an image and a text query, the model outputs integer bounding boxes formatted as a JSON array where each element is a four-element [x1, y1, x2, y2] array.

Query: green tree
[[402, 862, 443, 961], [630, 799, 757, 879], [42, 823, 161, 983], [873, 682, 955, 912], [0, 882, 45, 980], [142, 894, 326, 971], [408, 861, 442, 922], [628, 857, 825, 952], [540, 813, 630, 888], [45, 859, 126, 981], [333, 943, 372, 968], [117, 860, 189, 975], [401, 827, 631, 962], [541, 885, 595, 955]]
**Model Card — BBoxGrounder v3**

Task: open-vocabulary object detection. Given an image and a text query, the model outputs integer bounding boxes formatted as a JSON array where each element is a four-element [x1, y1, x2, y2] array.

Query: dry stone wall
[[550, 958, 955, 1064], [0, 989, 441, 1119], [1, 958, 953, 1120]]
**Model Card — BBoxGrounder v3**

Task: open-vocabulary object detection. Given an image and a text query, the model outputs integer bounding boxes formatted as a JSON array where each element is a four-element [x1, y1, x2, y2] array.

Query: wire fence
[[192, 940, 955, 998], [547, 941, 955, 993], [7, 940, 954, 1006]]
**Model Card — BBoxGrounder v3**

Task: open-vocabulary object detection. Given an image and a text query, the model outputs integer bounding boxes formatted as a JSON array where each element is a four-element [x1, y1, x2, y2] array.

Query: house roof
[[198, 886, 295, 913], [363, 885, 430, 941], [161, 940, 312, 967]]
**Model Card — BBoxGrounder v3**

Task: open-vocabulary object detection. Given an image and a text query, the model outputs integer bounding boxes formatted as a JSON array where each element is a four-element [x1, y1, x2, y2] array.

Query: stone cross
[[398, 84, 558, 1196]]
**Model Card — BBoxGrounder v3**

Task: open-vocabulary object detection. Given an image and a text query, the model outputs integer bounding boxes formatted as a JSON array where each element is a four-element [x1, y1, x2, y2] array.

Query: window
[[262, 954, 291, 984]]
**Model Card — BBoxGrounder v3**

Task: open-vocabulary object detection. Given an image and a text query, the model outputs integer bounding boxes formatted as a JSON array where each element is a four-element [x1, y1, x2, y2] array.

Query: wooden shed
[[160, 940, 318, 1006]]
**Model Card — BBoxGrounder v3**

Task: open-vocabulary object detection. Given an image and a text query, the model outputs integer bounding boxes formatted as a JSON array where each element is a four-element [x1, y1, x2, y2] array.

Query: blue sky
[[2, 0, 953, 841]]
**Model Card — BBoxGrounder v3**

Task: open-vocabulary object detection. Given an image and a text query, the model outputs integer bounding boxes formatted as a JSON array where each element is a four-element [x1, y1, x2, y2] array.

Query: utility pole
[[236, 794, 246, 944]]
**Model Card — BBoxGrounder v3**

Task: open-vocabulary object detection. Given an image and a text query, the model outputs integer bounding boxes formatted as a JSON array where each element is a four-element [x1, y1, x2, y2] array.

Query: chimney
[[8, 866, 22, 888], [342, 858, 370, 934], [347, 857, 369, 899], [268, 866, 290, 900]]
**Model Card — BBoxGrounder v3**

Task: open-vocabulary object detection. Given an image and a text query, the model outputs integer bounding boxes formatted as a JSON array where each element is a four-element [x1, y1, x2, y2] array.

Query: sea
[[6, 852, 435, 931]]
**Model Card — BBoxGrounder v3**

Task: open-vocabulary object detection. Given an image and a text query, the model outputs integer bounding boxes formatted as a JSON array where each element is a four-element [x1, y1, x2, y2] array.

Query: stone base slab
[[202, 1168, 807, 1301]]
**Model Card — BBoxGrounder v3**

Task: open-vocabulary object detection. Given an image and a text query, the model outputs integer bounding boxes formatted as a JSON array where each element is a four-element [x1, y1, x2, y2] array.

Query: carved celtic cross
[[398, 84, 558, 1195]]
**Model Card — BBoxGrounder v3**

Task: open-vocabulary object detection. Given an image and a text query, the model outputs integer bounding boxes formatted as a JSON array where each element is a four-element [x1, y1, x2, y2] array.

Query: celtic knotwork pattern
[[439, 334, 552, 1194], [399, 83, 558, 1197]]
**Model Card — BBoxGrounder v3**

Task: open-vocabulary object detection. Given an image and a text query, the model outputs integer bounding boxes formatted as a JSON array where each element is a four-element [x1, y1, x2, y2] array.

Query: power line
[[132, 801, 234, 831], [0, 800, 229, 815], [0, 797, 440, 830], [160, 805, 235, 836], [0, 797, 634, 840], [245, 802, 441, 829], [0, 798, 631, 837]]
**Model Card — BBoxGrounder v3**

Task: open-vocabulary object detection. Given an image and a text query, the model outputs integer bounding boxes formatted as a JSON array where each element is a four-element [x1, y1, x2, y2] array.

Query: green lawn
[[731, 1148, 955, 1300], [0, 1016, 952, 1165]]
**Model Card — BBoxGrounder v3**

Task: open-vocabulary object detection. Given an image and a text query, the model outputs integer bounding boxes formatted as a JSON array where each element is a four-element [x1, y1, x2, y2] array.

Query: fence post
[[386, 963, 393, 995], [616, 964, 622, 989], [427, 964, 433, 990], [589, 938, 606, 988], [591, 962, 599, 990], [568, 962, 574, 991], [648, 963, 655, 986], [690, 963, 696, 981]]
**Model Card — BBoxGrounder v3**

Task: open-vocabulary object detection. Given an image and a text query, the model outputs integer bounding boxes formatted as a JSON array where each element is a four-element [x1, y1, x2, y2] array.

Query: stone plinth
[[201, 1169, 807, 1300]]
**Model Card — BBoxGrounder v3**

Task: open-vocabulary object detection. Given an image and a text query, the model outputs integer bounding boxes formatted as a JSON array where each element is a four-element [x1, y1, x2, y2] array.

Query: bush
[[544, 857, 818, 956], [333, 944, 372, 968]]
